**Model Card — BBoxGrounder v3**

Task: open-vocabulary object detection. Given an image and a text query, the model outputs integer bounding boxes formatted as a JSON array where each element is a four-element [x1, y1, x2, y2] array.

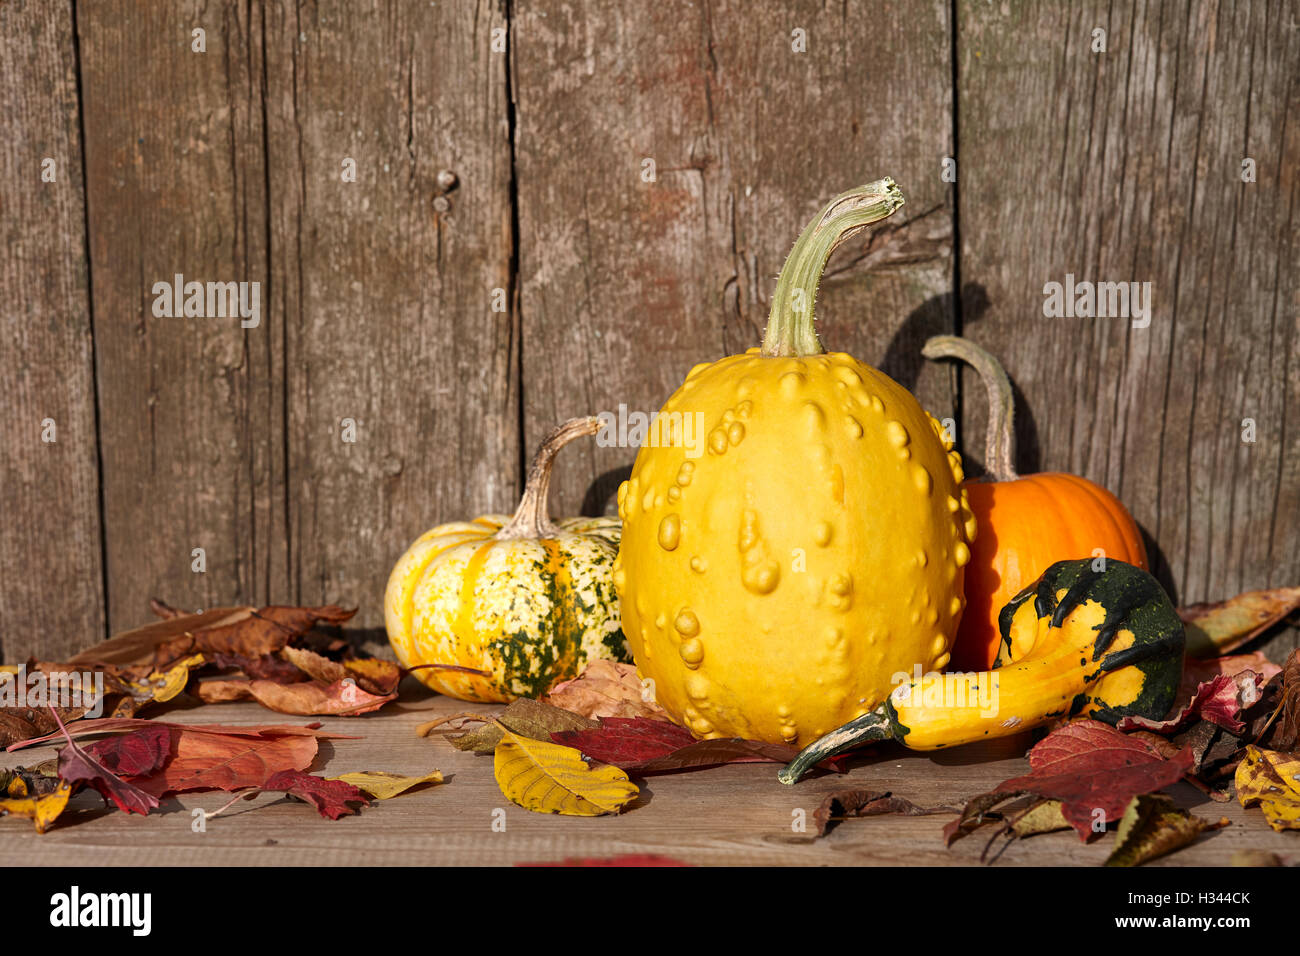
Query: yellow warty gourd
[[613, 180, 975, 747]]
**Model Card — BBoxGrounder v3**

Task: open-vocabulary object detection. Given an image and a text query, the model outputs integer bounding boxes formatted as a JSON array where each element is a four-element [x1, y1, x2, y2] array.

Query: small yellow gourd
[[385, 418, 629, 702], [614, 181, 975, 746]]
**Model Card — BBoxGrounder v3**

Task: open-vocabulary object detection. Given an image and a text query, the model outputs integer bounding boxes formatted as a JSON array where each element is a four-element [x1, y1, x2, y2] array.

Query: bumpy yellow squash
[[386, 418, 629, 702], [614, 181, 975, 746]]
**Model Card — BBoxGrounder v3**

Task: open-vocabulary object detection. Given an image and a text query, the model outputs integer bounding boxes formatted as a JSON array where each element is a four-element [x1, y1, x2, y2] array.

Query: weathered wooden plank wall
[[1, 0, 1296, 661], [77, 0, 278, 633], [0, 0, 105, 662], [264, 0, 518, 630], [953, 0, 1300, 634], [513, 0, 958, 514]]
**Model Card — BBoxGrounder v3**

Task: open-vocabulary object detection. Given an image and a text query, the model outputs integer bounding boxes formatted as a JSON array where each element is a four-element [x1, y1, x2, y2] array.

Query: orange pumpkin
[[923, 336, 1149, 671]]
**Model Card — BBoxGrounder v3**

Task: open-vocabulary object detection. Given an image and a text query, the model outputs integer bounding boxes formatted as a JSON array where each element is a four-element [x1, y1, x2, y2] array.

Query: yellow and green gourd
[[778, 557, 1185, 783], [385, 417, 629, 702], [613, 180, 976, 747]]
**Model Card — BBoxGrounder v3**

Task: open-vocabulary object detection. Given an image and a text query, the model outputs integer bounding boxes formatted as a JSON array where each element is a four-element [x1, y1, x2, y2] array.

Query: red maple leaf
[[553, 716, 847, 774]]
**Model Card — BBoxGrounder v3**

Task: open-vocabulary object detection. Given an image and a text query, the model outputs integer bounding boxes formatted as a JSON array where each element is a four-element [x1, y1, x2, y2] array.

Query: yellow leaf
[[493, 727, 638, 816], [330, 770, 443, 799], [127, 653, 206, 704], [0, 780, 73, 833], [1236, 746, 1300, 831]]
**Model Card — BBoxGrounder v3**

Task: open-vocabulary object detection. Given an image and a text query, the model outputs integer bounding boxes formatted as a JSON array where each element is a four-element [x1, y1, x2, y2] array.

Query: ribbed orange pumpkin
[[923, 336, 1149, 671]]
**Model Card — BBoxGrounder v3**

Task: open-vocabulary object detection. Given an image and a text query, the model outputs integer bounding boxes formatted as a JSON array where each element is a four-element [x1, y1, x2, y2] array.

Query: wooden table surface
[[3, 682, 1294, 867]]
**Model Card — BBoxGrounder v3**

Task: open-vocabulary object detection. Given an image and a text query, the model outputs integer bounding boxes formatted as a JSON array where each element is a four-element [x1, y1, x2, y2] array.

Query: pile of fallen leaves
[[0, 601, 446, 832], [416, 661, 848, 816]]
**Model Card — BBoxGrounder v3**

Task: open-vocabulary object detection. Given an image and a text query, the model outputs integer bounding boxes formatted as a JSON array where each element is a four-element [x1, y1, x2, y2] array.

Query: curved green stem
[[761, 179, 905, 357], [498, 416, 599, 540], [777, 706, 896, 785], [922, 335, 1018, 481]]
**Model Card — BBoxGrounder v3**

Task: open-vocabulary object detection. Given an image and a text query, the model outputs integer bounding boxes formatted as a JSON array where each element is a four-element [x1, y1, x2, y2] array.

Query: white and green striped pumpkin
[[385, 417, 629, 702]]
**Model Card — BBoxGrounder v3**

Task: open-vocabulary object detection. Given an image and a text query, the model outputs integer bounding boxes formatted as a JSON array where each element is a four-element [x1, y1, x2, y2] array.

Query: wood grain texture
[[513, 0, 959, 516], [266, 0, 518, 631], [0, 0, 105, 660], [952, 0, 1300, 657], [0, 692, 1288, 866], [76, 1, 283, 633]]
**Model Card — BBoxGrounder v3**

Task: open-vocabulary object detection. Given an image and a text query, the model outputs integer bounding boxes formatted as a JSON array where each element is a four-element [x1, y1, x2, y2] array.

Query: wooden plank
[[265, 0, 518, 630], [514, 0, 958, 516], [77, 1, 282, 632], [954, 0, 1300, 655], [0, 0, 105, 660], [0, 692, 1287, 866]]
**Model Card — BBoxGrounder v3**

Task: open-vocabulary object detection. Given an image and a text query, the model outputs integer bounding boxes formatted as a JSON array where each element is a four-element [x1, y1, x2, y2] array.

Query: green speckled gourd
[[385, 418, 629, 702], [613, 180, 975, 747]]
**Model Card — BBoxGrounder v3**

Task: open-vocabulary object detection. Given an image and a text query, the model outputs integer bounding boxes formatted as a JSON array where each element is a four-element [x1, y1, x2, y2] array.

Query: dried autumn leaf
[[243, 677, 395, 716], [1, 766, 61, 798], [14, 719, 351, 800], [1002, 721, 1194, 839], [261, 769, 368, 820], [1104, 794, 1225, 866], [135, 730, 331, 797], [0, 705, 90, 748], [152, 605, 358, 669], [494, 726, 638, 816], [554, 717, 847, 775], [72, 604, 356, 675], [448, 699, 597, 754], [124, 653, 206, 705], [1128, 728, 1229, 800], [813, 789, 951, 837], [551, 716, 694, 763], [68, 606, 256, 667], [1181, 652, 1282, 699], [0, 779, 74, 833], [949, 721, 1194, 842], [1235, 745, 1300, 831], [1257, 648, 1300, 752], [194, 679, 256, 703], [195, 676, 395, 716], [81, 724, 171, 777], [1117, 671, 1266, 735], [329, 770, 443, 799], [1006, 798, 1072, 838], [51, 710, 160, 816], [281, 646, 347, 684], [1180, 587, 1300, 657], [545, 660, 669, 721], [9, 717, 346, 749], [344, 657, 403, 696], [210, 652, 309, 682]]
